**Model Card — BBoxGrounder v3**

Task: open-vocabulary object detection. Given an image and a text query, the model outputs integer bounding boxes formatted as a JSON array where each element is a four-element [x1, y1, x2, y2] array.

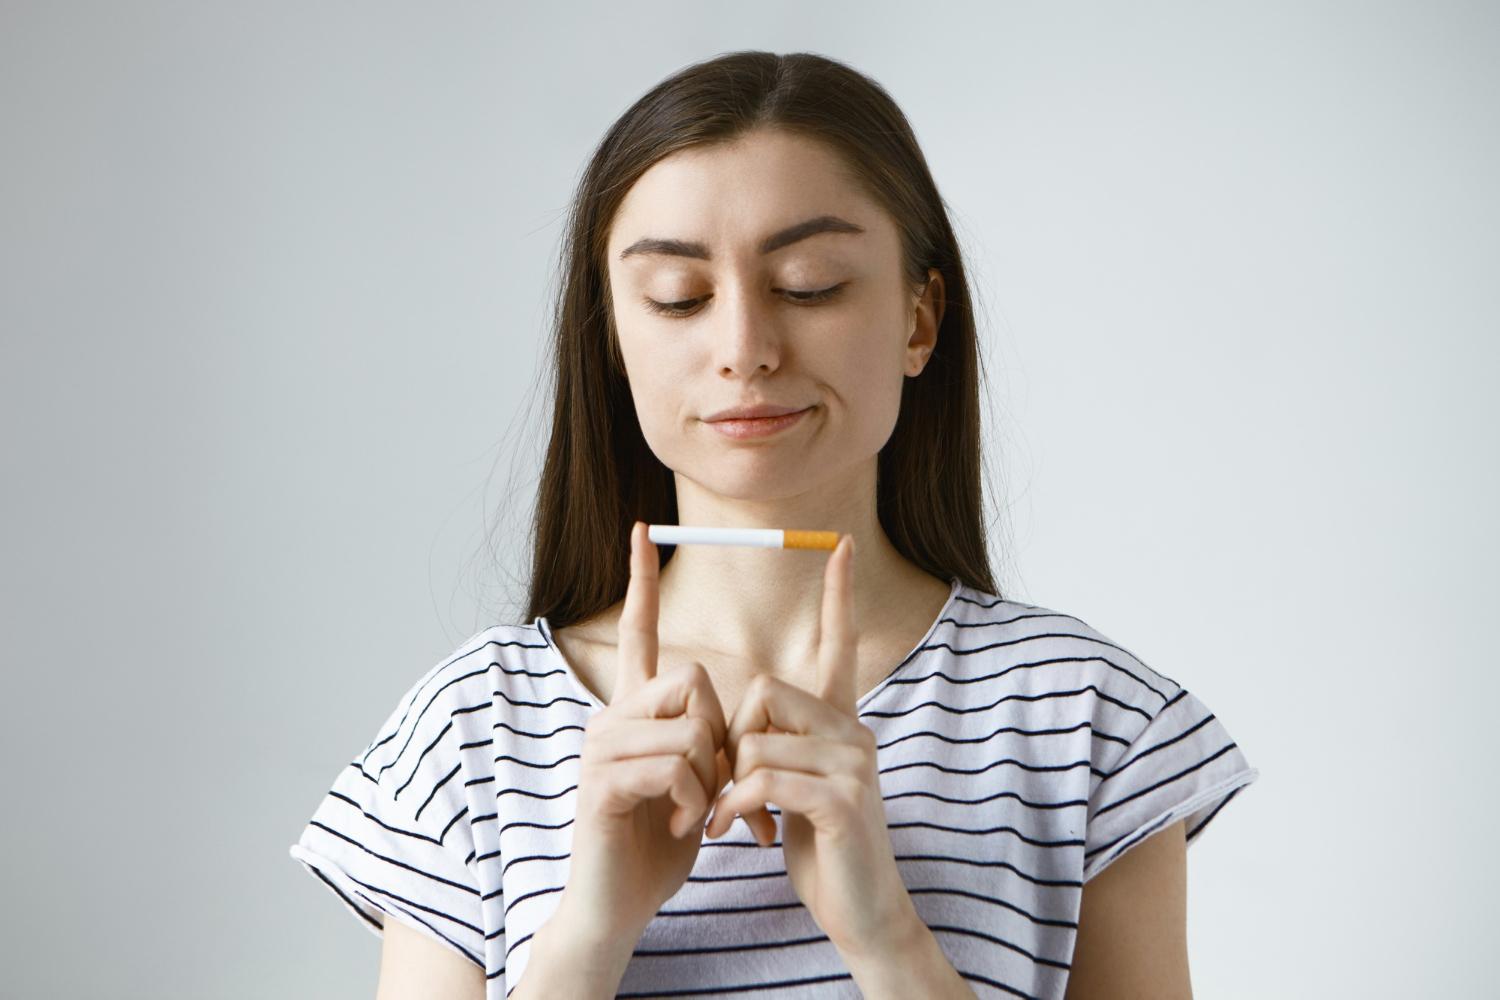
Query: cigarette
[[646, 524, 841, 551]]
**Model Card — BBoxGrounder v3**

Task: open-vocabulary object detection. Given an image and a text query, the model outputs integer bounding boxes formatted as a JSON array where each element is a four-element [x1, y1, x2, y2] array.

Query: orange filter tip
[[782, 530, 841, 551]]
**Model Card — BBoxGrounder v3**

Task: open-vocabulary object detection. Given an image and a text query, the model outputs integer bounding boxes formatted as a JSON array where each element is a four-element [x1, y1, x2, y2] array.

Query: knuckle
[[687, 714, 713, 748], [653, 663, 687, 698], [674, 662, 703, 696], [591, 706, 622, 731], [579, 724, 605, 761], [737, 732, 761, 767], [671, 755, 698, 784], [577, 751, 605, 786], [836, 775, 867, 810], [650, 754, 679, 783]]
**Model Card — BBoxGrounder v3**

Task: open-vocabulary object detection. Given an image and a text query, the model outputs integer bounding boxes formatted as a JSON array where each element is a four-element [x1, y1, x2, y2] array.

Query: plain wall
[[2, 1, 1494, 996]]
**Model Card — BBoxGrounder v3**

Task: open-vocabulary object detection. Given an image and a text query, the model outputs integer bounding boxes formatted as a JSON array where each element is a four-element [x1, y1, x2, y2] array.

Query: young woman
[[290, 51, 1257, 1000]]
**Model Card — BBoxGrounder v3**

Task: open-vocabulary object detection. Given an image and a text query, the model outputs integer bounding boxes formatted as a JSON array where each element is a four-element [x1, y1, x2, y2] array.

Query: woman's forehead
[[607, 135, 883, 260]]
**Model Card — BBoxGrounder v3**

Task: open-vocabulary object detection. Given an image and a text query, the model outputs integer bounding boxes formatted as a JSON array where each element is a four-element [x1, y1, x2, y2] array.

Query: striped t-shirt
[[289, 577, 1258, 999]]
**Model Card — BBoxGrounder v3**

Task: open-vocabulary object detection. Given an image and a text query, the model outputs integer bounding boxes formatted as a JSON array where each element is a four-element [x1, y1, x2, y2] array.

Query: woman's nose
[[711, 286, 784, 377]]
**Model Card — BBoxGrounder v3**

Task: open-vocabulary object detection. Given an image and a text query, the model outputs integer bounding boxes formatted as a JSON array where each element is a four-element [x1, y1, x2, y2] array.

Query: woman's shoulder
[[939, 583, 1186, 706], [365, 620, 573, 740]]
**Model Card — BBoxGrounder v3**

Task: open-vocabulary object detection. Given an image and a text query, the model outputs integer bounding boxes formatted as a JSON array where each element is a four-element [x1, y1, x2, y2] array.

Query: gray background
[[3, 2, 1494, 997]]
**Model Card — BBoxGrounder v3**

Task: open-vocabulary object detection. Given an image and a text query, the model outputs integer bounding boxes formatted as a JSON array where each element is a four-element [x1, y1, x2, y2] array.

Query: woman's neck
[[653, 524, 943, 684]]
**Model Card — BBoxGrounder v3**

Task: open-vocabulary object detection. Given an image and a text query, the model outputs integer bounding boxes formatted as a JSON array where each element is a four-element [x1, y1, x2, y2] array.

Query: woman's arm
[[375, 917, 485, 1000], [376, 894, 639, 1000], [1064, 818, 1193, 1000]]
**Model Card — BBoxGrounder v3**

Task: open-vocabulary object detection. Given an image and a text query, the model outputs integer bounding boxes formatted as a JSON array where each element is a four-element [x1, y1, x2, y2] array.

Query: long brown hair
[[499, 50, 1010, 628]]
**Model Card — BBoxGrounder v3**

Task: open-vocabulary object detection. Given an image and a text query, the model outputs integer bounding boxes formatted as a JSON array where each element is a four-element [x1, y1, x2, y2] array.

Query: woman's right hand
[[559, 520, 731, 941]]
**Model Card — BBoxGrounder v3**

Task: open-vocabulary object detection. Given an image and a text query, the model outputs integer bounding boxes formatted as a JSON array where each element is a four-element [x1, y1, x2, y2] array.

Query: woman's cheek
[[634, 400, 675, 451], [847, 375, 905, 453]]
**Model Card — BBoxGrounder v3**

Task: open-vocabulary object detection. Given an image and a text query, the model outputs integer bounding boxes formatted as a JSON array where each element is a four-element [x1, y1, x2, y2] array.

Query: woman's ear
[[906, 268, 944, 376]]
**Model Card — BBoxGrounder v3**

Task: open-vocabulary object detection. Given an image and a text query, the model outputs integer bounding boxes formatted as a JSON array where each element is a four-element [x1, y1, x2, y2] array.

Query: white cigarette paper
[[646, 525, 840, 551]]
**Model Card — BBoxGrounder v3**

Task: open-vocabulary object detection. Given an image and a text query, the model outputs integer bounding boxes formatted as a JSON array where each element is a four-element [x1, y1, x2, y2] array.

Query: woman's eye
[[642, 296, 701, 317], [642, 283, 846, 318]]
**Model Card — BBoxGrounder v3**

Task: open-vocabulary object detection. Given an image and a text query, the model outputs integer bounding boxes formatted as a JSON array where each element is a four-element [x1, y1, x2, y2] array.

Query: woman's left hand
[[704, 535, 918, 957]]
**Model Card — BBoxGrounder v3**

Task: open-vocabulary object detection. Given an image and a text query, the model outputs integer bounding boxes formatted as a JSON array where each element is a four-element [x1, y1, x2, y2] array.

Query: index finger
[[614, 520, 660, 700], [816, 534, 858, 715]]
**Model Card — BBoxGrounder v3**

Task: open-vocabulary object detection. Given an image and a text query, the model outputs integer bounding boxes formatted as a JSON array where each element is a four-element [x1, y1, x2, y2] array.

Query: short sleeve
[[288, 665, 487, 969], [1083, 686, 1259, 882]]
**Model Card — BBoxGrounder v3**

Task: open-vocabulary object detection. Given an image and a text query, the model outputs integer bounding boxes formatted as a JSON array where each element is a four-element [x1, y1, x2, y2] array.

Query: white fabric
[[290, 578, 1258, 998]]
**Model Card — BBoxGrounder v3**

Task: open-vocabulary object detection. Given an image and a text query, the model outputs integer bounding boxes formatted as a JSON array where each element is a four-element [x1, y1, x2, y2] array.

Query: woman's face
[[604, 128, 939, 502]]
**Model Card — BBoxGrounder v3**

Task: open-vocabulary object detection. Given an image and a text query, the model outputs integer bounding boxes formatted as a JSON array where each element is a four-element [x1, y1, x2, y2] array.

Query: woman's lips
[[705, 406, 813, 439]]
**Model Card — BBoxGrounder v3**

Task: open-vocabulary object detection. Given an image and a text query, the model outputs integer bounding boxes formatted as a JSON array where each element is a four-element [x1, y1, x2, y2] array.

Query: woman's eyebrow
[[617, 214, 865, 262]]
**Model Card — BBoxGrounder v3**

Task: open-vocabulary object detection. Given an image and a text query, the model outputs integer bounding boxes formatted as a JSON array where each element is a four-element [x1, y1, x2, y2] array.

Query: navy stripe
[[294, 589, 1253, 999], [1092, 742, 1239, 823]]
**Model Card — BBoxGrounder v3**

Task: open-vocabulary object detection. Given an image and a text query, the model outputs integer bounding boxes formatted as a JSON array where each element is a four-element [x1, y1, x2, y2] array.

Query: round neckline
[[534, 575, 965, 715]]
